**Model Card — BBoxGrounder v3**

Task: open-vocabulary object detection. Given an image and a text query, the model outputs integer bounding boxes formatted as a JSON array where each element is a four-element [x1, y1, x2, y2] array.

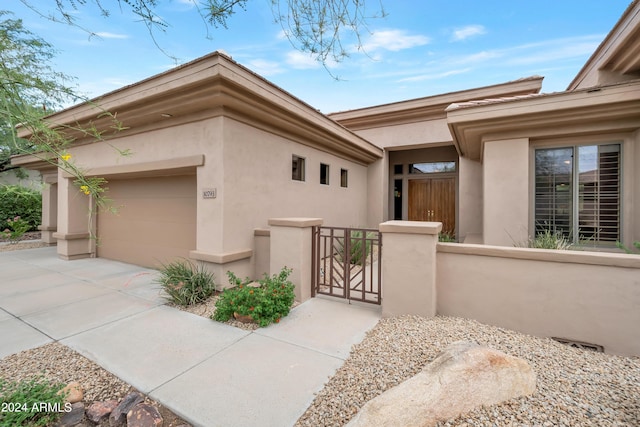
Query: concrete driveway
[[0, 246, 381, 426]]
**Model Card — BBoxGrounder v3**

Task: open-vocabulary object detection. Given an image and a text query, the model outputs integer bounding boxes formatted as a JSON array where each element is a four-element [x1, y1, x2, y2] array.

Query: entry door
[[408, 177, 455, 233]]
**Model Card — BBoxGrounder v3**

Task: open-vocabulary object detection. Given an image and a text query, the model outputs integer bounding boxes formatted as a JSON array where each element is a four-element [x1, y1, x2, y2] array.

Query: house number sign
[[202, 188, 217, 199]]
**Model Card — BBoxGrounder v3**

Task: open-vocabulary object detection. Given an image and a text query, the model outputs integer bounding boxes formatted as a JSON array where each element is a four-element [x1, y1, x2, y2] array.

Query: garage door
[[97, 175, 197, 268]]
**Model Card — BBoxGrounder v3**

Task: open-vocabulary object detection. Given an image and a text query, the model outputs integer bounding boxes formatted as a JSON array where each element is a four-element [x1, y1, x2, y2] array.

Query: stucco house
[[14, 0, 640, 281]]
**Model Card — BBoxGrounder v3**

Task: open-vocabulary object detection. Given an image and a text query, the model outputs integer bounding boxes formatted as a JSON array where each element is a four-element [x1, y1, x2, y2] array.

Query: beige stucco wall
[[379, 221, 441, 318], [366, 159, 386, 227], [633, 129, 640, 245], [436, 243, 640, 356], [483, 138, 529, 246], [352, 118, 452, 149], [222, 117, 369, 252], [458, 157, 482, 242]]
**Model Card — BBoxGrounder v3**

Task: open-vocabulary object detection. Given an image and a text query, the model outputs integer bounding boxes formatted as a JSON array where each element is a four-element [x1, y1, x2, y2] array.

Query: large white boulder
[[347, 340, 536, 427]]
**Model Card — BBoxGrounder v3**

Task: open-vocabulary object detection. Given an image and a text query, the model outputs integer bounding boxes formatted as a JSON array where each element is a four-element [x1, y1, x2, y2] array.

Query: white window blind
[[534, 144, 620, 244]]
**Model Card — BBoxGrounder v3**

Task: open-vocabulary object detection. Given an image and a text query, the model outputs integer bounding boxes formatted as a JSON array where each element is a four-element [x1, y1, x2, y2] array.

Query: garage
[[97, 174, 197, 268]]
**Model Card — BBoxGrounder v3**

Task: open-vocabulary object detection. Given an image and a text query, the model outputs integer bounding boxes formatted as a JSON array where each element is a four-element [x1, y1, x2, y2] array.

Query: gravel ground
[[296, 315, 640, 427], [0, 342, 131, 403]]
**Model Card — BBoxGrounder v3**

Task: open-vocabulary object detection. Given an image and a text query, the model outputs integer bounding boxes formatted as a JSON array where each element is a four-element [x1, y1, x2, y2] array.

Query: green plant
[[0, 376, 69, 427], [438, 231, 456, 242], [335, 230, 375, 266], [0, 185, 42, 232], [155, 259, 216, 306], [516, 229, 574, 250], [3, 215, 31, 243], [213, 267, 295, 327], [616, 241, 640, 254]]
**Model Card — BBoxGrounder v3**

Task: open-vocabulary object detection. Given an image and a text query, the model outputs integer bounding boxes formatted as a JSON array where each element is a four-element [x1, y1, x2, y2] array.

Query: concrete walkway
[[0, 246, 381, 426]]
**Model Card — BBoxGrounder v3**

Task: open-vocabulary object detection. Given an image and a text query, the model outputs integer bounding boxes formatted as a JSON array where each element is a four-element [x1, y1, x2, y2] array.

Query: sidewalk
[[0, 246, 381, 426]]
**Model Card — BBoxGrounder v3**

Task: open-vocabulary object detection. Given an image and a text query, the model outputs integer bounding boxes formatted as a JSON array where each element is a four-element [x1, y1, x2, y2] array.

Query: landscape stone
[[57, 402, 85, 426], [58, 381, 84, 404], [127, 403, 164, 427], [347, 340, 537, 427], [109, 392, 144, 426], [86, 399, 118, 423]]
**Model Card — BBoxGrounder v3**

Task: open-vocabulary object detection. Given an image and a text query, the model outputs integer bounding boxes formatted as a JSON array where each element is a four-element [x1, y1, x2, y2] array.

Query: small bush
[[616, 241, 640, 254], [3, 215, 31, 243], [0, 185, 42, 231], [156, 259, 216, 306], [336, 230, 375, 266], [516, 229, 573, 250], [213, 267, 295, 327], [438, 231, 456, 242], [0, 376, 69, 427]]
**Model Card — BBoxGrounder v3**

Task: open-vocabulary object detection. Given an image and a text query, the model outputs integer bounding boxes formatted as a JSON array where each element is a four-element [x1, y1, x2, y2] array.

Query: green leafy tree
[[1, 11, 125, 208], [19, 0, 386, 71], [4, 0, 384, 210]]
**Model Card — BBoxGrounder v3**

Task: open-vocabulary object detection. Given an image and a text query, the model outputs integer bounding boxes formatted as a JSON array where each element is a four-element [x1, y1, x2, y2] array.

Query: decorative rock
[[86, 399, 118, 423], [56, 402, 85, 426], [58, 381, 84, 404], [347, 340, 536, 427], [127, 403, 164, 427], [109, 392, 144, 426]]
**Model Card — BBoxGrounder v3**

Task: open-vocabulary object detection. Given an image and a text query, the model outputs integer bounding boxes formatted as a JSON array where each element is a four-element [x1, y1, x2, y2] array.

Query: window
[[534, 144, 620, 244], [340, 168, 348, 188], [393, 179, 403, 220], [393, 164, 403, 175], [292, 155, 305, 181], [409, 162, 456, 174], [320, 163, 330, 185]]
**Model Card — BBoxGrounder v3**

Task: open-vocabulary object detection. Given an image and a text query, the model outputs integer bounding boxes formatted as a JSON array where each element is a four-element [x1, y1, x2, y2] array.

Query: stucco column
[[38, 173, 58, 245], [483, 138, 529, 246], [268, 218, 323, 303], [379, 220, 441, 318], [53, 177, 93, 260]]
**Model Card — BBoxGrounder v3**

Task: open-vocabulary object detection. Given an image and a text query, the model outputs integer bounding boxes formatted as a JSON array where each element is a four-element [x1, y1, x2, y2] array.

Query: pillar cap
[[268, 218, 323, 228], [379, 220, 442, 235]]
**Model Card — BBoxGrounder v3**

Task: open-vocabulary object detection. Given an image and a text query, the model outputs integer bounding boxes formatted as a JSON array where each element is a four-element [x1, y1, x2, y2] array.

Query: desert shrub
[[335, 230, 376, 266], [438, 231, 456, 242], [0, 376, 68, 427], [616, 241, 640, 254], [155, 259, 216, 306], [2, 215, 31, 243], [516, 229, 573, 250], [0, 185, 42, 231], [213, 267, 295, 327]]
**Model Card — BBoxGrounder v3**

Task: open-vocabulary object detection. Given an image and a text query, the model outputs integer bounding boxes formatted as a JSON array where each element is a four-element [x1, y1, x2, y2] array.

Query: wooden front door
[[408, 177, 455, 234]]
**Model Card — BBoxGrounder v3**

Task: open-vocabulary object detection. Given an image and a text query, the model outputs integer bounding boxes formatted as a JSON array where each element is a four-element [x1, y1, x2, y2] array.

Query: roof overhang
[[446, 80, 640, 161], [329, 76, 543, 130], [569, 0, 640, 90], [17, 52, 382, 167]]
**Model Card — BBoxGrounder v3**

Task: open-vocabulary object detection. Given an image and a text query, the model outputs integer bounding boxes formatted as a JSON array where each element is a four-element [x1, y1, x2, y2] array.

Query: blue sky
[[10, 0, 633, 113]]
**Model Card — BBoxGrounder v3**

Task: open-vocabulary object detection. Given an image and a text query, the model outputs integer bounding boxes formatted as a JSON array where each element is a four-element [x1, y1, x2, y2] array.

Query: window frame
[[292, 155, 306, 182], [340, 168, 348, 188], [532, 141, 622, 246], [320, 163, 330, 185]]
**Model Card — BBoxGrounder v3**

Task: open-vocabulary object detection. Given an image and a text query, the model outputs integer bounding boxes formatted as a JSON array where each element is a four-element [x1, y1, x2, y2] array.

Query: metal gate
[[311, 226, 381, 304]]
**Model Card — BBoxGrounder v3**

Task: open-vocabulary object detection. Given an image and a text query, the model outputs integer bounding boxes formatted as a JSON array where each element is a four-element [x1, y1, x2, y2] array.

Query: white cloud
[[398, 68, 472, 83], [94, 32, 129, 39], [285, 51, 321, 69], [503, 36, 602, 65], [360, 29, 430, 53], [451, 25, 487, 41], [246, 59, 285, 76]]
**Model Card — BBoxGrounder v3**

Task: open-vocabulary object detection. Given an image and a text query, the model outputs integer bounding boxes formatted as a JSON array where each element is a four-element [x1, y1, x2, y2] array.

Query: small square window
[[320, 163, 330, 185], [340, 168, 348, 188], [394, 164, 403, 175], [292, 155, 305, 181]]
